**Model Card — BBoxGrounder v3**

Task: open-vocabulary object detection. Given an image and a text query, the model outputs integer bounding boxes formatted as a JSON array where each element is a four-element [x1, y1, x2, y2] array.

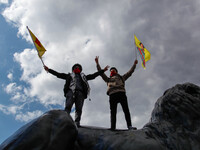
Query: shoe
[[128, 126, 137, 130]]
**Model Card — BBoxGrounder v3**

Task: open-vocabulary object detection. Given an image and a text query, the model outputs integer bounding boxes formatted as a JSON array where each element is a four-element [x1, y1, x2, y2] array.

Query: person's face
[[110, 69, 117, 73]]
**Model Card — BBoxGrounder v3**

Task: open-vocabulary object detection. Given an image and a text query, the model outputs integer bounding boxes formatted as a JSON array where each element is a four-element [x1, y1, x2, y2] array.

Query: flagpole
[[27, 26, 45, 66], [135, 43, 137, 60], [39, 56, 45, 66]]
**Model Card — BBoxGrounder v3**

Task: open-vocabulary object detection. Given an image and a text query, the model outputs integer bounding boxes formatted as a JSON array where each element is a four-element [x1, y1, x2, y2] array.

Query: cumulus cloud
[[1, 0, 200, 128], [0, 103, 43, 122], [0, 0, 8, 4], [4, 82, 21, 94], [15, 110, 43, 122], [7, 72, 13, 81], [3, 82, 27, 102], [13, 49, 42, 81], [0, 104, 22, 115]]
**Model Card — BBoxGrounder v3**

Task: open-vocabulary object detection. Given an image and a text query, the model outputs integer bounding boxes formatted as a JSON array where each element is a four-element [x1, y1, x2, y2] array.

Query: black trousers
[[65, 90, 85, 124], [109, 92, 132, 130]]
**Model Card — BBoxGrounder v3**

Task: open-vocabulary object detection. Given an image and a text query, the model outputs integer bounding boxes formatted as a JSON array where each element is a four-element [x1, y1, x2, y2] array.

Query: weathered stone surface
[[0, 110, 78, 150], [1, 83, 200, 150], [144, 83, 200, 150], [76, 126, 165, 150]]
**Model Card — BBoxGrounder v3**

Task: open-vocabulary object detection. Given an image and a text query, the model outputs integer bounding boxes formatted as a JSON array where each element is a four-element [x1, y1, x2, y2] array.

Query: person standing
[[95, 56, 138, 130], [44, 63, 109, 127]]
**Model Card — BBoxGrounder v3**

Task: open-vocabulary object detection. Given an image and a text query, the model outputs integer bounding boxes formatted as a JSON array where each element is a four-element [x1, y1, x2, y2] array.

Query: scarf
[[110, 71, 117, 77], [73, 68, 81, 74]]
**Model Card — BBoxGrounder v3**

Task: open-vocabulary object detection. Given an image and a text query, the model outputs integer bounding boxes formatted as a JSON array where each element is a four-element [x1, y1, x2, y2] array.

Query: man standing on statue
[[44, 63, 109, 127]]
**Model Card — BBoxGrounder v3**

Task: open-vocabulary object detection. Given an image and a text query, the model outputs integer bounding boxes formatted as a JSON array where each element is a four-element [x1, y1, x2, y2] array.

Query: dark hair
[[110, 67, 118, 73], [72, 63, 82, 72]]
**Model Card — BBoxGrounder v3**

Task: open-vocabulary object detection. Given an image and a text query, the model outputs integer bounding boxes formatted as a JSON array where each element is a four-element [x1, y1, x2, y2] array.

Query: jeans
[[109, 92, 132, 130], [65, 90, 85, 124]]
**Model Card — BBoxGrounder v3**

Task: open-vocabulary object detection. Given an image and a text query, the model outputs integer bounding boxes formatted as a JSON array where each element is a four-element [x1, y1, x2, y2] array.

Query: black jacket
[[48, 69, 104, 98]]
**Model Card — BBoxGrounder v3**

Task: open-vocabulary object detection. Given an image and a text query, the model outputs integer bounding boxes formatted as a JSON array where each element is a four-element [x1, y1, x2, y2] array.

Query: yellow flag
[[134, 35, 151, 69], [27, 27, 46, 58]]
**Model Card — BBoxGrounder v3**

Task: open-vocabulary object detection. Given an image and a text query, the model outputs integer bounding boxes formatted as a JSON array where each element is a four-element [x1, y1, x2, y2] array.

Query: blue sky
[[0, 1, 49, 142], [1, 0, 200, 144], [0, 6, 27, 142]]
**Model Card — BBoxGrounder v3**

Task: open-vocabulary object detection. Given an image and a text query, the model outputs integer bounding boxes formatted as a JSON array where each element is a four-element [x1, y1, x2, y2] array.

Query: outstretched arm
[[86, 65, 109, 80], [95, 56, 109, 82], [122, 60, 138, 81], [44, 65, 68, 80]]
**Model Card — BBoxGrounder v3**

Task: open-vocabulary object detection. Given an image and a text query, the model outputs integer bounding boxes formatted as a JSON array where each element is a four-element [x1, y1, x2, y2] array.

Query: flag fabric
[[27, 27, 46, 58], [134, 35, 151, 69]]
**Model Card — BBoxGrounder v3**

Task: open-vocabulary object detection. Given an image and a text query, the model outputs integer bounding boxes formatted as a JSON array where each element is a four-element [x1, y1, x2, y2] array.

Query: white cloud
[[15, 110, 43, 122], [4, 82, 22, 94], [0, 104, 43, 123], [0, 0, 8, 4], [7, 72, 13, 81], [14, 49, 42, 81], [0, 104, 23, 115], [3, 82, 28, 103], [0, 104, 7, 114]]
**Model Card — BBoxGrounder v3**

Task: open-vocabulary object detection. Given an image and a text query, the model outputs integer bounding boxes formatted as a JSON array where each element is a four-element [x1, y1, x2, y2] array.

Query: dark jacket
[[48, 69, 105, 98]]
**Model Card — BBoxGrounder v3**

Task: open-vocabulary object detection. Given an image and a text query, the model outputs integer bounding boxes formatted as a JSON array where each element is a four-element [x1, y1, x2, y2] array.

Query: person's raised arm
[[86, 65, 109, 80], [122, 60, 138, 81], [95, 56, 109, 82]]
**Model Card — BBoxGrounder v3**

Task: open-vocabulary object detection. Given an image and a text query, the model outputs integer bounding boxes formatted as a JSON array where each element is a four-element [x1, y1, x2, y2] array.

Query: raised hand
[[103, 65, 110, 72], [44, 65, 49, 71], [95, 56, 99, 64], [134, 60, 138, 65]]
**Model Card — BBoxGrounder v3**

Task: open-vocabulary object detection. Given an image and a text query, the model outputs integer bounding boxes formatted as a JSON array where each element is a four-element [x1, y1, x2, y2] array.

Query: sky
[[0, 0, 200, 144]]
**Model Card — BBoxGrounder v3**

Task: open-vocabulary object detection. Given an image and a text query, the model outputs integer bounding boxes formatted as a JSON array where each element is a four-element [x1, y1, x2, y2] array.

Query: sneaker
[[128, 126, 137, 130]]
